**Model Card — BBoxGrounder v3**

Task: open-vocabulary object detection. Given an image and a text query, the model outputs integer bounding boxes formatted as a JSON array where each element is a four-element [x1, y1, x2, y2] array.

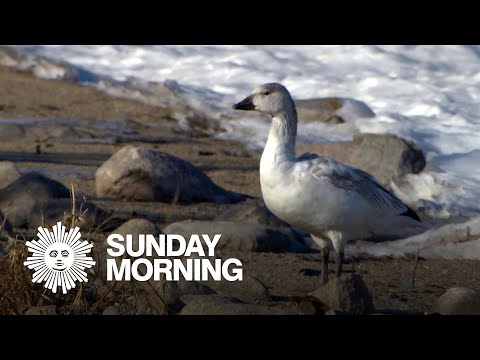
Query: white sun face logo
[[24, 222, 96, 294], [45, 243, 74, 271]]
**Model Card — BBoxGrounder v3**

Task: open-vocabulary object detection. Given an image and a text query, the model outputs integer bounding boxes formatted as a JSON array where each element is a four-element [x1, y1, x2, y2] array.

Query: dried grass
[[0, 183, 169, 315]]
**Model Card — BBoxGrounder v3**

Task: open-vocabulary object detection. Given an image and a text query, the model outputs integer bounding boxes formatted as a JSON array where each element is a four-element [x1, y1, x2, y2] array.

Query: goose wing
[[299, 154, 420, 221]]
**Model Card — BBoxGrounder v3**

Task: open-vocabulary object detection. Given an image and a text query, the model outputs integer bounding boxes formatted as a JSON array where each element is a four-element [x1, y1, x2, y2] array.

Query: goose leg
[[335, 251, 344, 277], [321, 246, 329, 284], [328, 230, 345, 278]]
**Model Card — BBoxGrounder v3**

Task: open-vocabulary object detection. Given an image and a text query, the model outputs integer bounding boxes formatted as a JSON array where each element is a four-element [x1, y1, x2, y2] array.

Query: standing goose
[[233, 83, 425, 284]]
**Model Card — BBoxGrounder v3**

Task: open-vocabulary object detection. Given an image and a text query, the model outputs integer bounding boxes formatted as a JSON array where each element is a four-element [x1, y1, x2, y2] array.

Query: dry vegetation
[[0, 186, 172, 315]]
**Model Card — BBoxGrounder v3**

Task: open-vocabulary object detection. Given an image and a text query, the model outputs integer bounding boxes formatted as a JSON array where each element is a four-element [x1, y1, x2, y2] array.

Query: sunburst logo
[[23, 222, 96, 294]]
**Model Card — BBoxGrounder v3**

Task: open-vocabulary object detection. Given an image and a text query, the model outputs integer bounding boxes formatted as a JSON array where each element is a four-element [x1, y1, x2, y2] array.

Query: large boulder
[[162, 220, 308, 253], [434, 287, 480, 315], [95, 145, 247, 204], [297, 134, 426, 187], [0, 172, 71, 227]]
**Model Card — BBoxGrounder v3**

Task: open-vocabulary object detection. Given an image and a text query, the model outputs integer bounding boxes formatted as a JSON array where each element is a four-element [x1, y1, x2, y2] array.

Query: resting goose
[[233, 83, 424, 284]]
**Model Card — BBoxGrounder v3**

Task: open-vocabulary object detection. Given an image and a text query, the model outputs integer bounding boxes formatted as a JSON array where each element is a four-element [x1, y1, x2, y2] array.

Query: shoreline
[[1, 65, 479, 314]]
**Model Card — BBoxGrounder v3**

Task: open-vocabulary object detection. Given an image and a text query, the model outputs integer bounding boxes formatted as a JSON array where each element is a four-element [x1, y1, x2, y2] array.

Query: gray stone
[[28, 198, 112, 230], [94, 219, 162, 283], [298, 133, 426, 187], [296, 97, 375, 124], [309, 273, 375, 315], [101, 218, 161, 264], [102, 306, 120, 315], [286, 296, 329, 315], [161, 278, 216, 308], [205, 274, 271, 303], [113, 218, 161, 239], [126, 279, 216, 315], [163, 220, 308, 252], [0, 172, 70, 227], [325, 309, 349, 315], [95, 145, 247, 204], [216, 198, 289, 228], [0, 161, 21, 190], [180, 295, 296, 315], [25, 305, 57, 315], [434, 287, 480, 315], [0, 210, 13, 238]]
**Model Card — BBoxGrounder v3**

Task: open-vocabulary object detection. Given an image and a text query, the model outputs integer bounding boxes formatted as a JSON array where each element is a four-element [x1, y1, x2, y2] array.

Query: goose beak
[[233, 95, 255, 111]]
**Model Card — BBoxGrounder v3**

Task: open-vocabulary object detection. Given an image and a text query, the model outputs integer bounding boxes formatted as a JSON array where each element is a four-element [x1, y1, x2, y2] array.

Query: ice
[[4, 45, 480, 220]]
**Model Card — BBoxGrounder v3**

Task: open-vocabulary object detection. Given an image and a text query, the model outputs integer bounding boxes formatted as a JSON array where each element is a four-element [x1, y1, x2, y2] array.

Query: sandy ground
[[1, 66, 479, 314]]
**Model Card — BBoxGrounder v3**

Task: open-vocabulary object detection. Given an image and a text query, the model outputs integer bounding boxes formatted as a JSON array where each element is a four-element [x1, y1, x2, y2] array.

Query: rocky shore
[[0, 64, 479, 315]]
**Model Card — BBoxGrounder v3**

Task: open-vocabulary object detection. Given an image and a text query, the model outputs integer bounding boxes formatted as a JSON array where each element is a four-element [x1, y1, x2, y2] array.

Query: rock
[[95, 219, 162, 283], [0, 172, 70, 227], [128, 279, 216, 315], [297, 134, 426, 187], [205, 274, 271, 303], [296, 97, 375, 124], [28, 199, 113, 230], [161, 278, 216, 309], [163, 220, 308, 252], [0, 210, 14, 238], [0, 161, 21, 190], [434, 287, 480, 315], [309, 273, 375, 315], [216, 198, 289, 228], [102, 306, 120, 315], [112, 218, 161, 240], [101, 219, 161, 267], [286, 296, 329, 315], [180, 295, 296, 315], [25, 305, 57, 315], [325, 309, 348, 315], [95, 145, 247, 204]]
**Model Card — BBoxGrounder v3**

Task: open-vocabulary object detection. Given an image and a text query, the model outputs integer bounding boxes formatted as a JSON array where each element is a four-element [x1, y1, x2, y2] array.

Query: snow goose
[[233, 83, 425, 284]]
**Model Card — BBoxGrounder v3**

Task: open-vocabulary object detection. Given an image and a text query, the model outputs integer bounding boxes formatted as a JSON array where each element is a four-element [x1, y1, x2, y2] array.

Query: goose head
[[233, 83, 296, 117]]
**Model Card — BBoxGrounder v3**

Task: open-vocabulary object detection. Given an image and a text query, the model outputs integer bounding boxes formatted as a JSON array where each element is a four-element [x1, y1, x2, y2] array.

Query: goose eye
[[263, 91, 270, 96]]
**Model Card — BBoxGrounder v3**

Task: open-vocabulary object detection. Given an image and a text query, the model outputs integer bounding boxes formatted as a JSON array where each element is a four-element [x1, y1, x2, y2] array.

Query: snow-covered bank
[[3, 45, 480, 220]]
